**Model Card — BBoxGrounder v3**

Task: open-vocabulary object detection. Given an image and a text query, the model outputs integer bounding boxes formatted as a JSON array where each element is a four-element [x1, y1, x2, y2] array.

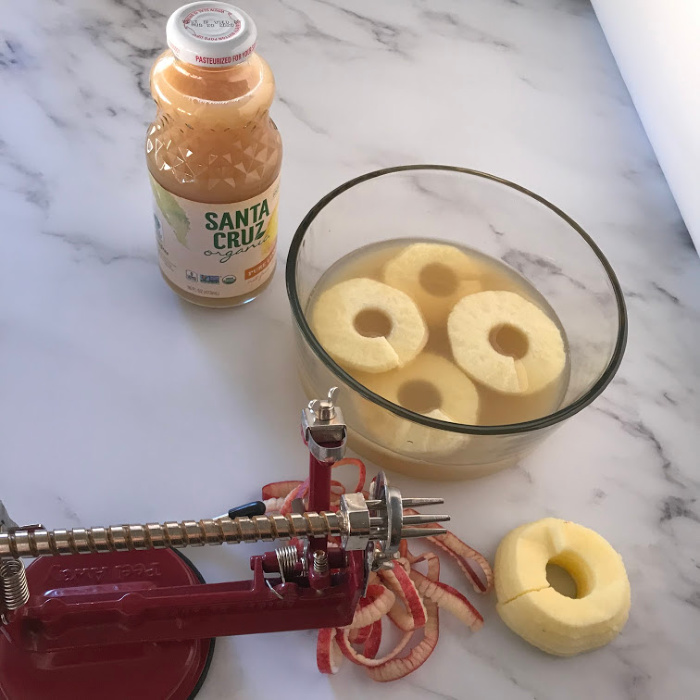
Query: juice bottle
[[146, 2, 282, 307]]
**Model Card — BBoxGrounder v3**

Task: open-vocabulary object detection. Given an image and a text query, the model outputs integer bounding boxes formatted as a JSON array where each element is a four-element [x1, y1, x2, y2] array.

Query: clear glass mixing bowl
[[286, 166, 627, 479]]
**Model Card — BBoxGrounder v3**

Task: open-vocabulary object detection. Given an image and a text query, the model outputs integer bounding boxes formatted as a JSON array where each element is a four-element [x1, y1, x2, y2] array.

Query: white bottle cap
[[166, 2, 257, 68]]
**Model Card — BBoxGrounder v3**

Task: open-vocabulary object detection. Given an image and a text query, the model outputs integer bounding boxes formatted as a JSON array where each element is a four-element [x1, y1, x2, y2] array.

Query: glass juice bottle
[[147, 2, 282, 307]]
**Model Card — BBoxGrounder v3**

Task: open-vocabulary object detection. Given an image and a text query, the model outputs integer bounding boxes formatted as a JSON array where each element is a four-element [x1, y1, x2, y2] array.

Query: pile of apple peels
[[262, 459, 493, 682]]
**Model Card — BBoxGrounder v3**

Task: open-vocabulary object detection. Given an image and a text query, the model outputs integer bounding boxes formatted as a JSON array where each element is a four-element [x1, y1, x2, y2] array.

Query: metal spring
[[0, 558, 29, 611], [275, 544, 300, 583], [312, 550, 329, 574]]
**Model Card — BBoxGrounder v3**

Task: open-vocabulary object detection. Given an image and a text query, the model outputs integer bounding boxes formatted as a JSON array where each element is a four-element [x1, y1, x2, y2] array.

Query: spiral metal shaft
[[0, 512, 343, 559]]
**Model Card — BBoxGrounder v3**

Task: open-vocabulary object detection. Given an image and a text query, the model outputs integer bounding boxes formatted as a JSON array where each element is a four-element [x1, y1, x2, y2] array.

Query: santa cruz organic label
[[150, 175, 280, 299]]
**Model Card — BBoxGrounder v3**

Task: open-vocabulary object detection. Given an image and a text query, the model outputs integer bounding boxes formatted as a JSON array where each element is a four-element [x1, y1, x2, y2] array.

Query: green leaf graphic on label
[[150, 177, 190, 246]]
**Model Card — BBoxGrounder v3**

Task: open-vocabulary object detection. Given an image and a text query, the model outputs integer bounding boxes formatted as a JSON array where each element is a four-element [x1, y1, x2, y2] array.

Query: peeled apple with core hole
[[311, 277, 427, 373], [447, 290, 566, 395], [355, 352, 479, 456], [494, 518, 631, 656], [383, 242, 483, 325]]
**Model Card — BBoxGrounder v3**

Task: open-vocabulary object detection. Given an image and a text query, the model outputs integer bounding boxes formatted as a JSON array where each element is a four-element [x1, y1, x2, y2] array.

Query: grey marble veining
[[1, 1, 699, 698]]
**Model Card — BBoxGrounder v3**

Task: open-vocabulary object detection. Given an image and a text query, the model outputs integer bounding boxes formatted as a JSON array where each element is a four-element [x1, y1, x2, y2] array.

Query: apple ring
[[311, 278, 428, 373], [356, 352, 479, 456], [494, 518, 631, 657], [383, 243, 483, 325], [447, 291, 566, 395]]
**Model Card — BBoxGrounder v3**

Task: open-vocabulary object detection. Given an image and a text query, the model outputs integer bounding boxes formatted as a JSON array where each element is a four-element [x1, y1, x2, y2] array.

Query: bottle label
[[150, 175, 280, 299]]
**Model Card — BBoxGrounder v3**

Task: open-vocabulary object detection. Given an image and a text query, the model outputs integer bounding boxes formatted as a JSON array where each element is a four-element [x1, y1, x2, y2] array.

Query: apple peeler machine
[[0, 389, 449, 699]]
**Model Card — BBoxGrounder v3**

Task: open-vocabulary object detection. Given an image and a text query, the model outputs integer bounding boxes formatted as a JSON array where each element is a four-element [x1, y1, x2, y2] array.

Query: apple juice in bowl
[[308, 238, 570, 428], [286, 167, 627, 480], [147, 3, 282, 307]]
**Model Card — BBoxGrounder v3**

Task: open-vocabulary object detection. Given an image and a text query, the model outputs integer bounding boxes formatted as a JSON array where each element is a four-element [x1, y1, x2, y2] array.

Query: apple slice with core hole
[[311, 277, 428, 373], [357, 352, 479, 456], [494, 518, 631, 656], [383, 242, 483, 325], [447, 290, 566, 395]]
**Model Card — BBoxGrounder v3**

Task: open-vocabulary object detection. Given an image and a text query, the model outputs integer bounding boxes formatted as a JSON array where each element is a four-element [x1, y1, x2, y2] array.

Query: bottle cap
[[166, 2, 257, 67]]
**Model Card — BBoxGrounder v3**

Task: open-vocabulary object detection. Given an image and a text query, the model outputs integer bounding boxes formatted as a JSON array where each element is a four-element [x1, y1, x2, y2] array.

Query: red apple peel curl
[[264, 459, 492, 682]]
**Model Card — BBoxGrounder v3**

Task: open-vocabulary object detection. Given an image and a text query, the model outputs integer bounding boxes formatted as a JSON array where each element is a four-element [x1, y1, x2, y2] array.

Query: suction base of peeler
[[0, 549, 214, 700]]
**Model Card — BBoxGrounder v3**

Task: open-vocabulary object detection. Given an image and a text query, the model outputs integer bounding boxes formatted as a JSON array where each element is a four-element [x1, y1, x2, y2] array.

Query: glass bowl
[[285, 166, 627, 480]]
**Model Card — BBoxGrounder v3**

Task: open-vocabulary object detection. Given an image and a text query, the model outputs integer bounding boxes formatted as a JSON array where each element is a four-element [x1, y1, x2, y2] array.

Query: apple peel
[[349, 624, 372, 645], [363, 620, 382, 659], [410, 570, 483, 631], [261, 481, 304, 500], [335, 625, 412, 667], [379, 561, 428, 631], [404, 508, 493, 593], [316, 627, 342, 675], [351, 584, 396, 629], [262, 459, 491, 682], [366, 600, 440, 682], [265, 458, 367, 517]]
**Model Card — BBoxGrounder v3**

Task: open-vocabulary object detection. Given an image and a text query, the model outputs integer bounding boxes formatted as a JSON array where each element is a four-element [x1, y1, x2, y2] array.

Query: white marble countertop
[[1, 1, 699, 698]]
